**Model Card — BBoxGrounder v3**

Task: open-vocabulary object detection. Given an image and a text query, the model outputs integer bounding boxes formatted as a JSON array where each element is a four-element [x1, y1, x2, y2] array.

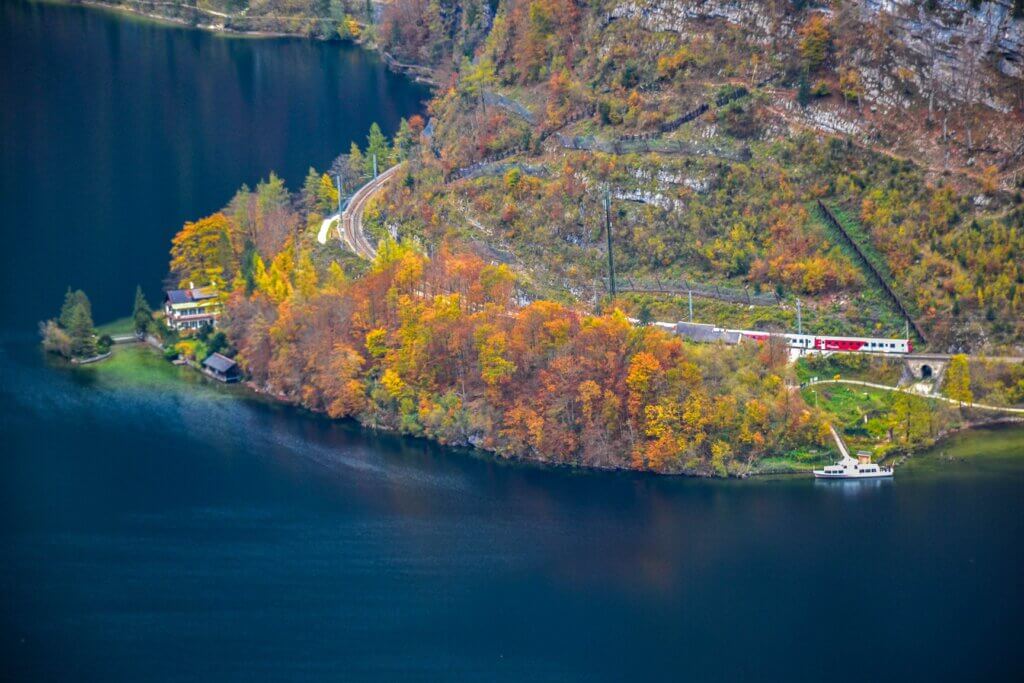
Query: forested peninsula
[[98, 0, 1024, 474]]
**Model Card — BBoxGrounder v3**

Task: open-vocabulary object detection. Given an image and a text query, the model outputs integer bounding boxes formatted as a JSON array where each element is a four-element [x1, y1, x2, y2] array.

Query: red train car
[[733, 330, 912, 354]]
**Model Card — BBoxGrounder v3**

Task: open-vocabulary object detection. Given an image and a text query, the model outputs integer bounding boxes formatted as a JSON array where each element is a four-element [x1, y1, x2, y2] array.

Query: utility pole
[[796, 298, 802, 335], [904, 318, 910, 340], [372, 153, 378, 179], [688, 289, 693, 323], [336, 174, 343, 214], [604, 188, 616, 297]]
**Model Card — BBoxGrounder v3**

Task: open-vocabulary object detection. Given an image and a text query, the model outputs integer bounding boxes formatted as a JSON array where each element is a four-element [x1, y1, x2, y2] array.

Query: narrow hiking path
[[805, 378, 1024, 415]]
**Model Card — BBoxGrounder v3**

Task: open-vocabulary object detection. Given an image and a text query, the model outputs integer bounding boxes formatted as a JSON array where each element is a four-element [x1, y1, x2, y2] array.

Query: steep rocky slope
[[76, 0, 1024, 350], [378, 0, 1024, 350], [606, 0, 1023, 180]]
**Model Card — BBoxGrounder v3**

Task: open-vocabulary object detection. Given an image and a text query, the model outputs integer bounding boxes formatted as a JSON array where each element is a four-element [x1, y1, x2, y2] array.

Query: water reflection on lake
[[3, 339, 1024, 681], [2, 1, 1023, 681]]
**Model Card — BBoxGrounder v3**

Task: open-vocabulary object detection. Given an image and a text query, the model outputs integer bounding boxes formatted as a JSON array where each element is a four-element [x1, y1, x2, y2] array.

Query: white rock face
[[610, 0, 1023, 111], [611, 0, 782, 36], [861, 0, 1023, 79], [780, 99, 866, 138], [856, 0, 1023, 114]]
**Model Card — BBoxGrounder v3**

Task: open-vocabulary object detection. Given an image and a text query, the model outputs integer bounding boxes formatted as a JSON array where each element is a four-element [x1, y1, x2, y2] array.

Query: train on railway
[[666, 322, 913, 354], [735, 330, 912, 353]]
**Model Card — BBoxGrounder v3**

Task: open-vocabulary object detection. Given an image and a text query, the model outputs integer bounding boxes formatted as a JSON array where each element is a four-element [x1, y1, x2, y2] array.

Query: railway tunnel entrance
[[906, 359, 946, 382]]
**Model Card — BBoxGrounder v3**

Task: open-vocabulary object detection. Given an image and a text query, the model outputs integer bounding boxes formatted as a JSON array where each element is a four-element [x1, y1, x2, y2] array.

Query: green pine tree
[[302, 167, 323, 213], [336, 17, 351, 40], [59, 288, 91, 329], [393, 118, 415, 162], [68, 298, 96, 358], [797, 73, 811, 108], [133, 285, 153, 337], [364, 122, 391, 176]]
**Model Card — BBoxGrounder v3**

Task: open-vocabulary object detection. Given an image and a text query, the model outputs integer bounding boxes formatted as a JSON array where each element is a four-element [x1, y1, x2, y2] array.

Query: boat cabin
[[814, 451, 892, 479]]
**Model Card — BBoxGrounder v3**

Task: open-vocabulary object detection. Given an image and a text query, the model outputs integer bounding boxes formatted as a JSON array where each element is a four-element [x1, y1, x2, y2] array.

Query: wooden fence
[[816, 200, 927, 343], [609, 276, 781, 306]]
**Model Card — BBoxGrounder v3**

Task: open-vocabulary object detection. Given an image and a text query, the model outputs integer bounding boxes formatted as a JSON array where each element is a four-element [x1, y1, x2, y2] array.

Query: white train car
[[734, 330, 912, 354]]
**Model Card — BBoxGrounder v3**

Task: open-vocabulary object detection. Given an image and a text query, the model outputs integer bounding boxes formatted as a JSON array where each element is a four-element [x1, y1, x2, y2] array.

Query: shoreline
[[886, 415, 1024, 469], [100, 341, 1024, 479], [216, 363, 1024, 476], [47, 2, 1023, 478], [65, 1, 441, 86]]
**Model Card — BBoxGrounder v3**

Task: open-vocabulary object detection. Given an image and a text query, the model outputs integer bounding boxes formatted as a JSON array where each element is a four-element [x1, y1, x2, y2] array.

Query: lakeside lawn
[[750, 448, 834, 474], [77, 343, 262, 407], [77, 344, 193, 389], [794, 354, 904, 386], [96, 316, 136, 336]]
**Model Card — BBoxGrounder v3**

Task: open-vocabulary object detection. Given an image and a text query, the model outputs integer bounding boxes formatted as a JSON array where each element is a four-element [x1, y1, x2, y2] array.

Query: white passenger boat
[[814, 452, 893, 479]]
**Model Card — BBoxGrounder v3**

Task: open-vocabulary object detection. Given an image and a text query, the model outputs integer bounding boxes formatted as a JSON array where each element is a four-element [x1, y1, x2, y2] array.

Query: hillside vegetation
[[370, 0, 1024, 350], [163, 122, 1024, 475], [124, 0, 1024, 470], [166, 171, 832, 474]]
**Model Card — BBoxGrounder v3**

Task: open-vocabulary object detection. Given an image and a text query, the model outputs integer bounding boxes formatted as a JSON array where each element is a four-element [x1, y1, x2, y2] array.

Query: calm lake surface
[[0, 0, 426, 331], [2, 2, 1024, 681]]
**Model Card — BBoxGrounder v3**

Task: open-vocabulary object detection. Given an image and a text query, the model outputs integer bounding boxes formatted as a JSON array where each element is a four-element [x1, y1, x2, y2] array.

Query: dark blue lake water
[[0, 0, 426, 331], [2, 2, 1024, 681]]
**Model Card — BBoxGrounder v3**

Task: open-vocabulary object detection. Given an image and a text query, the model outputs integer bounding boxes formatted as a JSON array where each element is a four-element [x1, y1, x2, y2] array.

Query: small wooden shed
[[202, 352, 241, 383]]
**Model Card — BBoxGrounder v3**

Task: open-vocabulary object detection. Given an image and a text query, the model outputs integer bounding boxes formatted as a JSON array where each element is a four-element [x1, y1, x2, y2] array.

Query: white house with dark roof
[[164, 283, 221, 332]]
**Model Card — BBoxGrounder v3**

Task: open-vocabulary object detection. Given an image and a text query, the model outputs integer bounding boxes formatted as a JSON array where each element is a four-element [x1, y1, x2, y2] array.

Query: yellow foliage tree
[[475, 326, 517, 389], [260, 244, 295, 303], [365, 327, 389, 358], [626, 351, 662, 418], [292, 250, 319, 300], [381, 368, 406, 399], [798, 15, 831, 71], [944, 354, 973, 405], [319, 173, 340, 211], [169, 212, 237, 290]]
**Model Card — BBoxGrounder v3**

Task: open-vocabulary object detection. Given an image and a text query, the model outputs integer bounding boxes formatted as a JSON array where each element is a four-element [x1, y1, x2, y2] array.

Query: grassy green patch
[[803, 384, 889, 426], [818, 200, 921, 325], [810, 201, 876, 282], [801, 383, 897, 454], [73, 344, 248, 399], [795, 354, 903, 385], [71, 344, 266, 407], [96, 316, 136, 336], [753, 448, 832, 474], [77, 344, 195, 389], [753, 449, 832, 473], [821, 201, 895, 284]]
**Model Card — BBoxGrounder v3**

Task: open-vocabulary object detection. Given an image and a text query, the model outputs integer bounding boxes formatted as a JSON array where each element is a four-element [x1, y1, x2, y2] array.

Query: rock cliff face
[[864, 0, 1023, 78], [612, 0, 1023, 113], [611, 0, 783, 36], [858, 0, 1023, 111]]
